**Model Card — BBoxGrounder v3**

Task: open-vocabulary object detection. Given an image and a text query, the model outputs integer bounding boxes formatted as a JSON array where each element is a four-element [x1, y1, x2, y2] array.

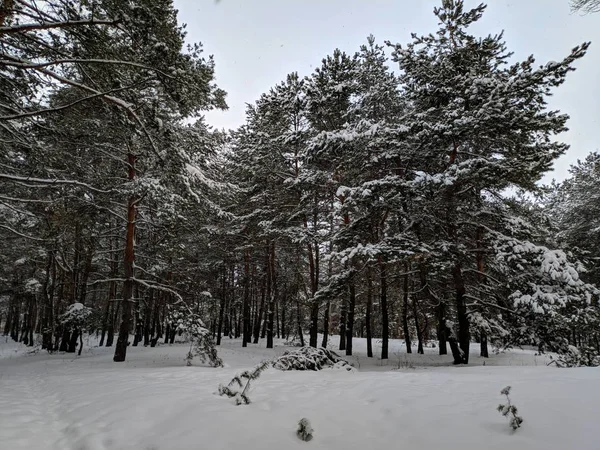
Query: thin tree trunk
[[338, 299, 346, 351], [242, 249, 251, 347], [345, 275, 356, 356], [402, 265, 412, 354], [366, 265, 373, 358], [321, 300, 330, 348], [380, 258, 389, 360], [266, 242, 276, 349], [253, 272, 266, 344], [453, 261, 469, 364], [217, 269, 226, 345]]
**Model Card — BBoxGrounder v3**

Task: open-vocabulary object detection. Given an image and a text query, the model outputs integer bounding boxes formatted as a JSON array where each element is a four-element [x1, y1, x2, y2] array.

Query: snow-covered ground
[[0, 335, 598, 450]]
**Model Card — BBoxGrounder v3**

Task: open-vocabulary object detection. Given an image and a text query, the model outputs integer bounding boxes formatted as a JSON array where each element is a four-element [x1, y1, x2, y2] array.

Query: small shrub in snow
[[550, 345, 600, 368], [297, 418, 314, 442], [272, 347, 352, 371], [167, 304, 222, 367], [218, 361, 270, 405], [497, 386, 523, 431]]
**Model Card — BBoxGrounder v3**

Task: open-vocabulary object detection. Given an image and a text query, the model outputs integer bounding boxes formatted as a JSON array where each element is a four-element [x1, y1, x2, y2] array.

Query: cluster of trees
[[1, 0, 598, 365]]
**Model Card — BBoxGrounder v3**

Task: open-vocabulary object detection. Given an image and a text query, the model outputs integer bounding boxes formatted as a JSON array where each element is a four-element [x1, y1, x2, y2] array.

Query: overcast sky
[[173, 0, 599, 183]]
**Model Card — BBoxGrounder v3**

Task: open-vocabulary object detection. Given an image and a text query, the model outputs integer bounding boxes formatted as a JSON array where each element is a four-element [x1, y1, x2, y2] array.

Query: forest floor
[[0, 335, 598, 450]]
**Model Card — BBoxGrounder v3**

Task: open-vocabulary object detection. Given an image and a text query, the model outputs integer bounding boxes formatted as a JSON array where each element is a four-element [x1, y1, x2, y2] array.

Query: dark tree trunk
[[366, 266, 373, 358], [453, 261, 469, 364], [253, 272, 266, 344], [42, 251, 55, 351], [480, 333, 489, 358], [402, 267, 412, 354], [114, 152, 137, 363], [217, 269, 226, 346], [338, 299, 346, 351], [143, 292, 153, 346], [308, 242, 319, 348], [67, 329, 78, 353], [78, 330, 83, 356], [438, 301, 448, 355], [295, 295, 304, 347], [280, 290, 286, 341], [59, 327, 70, 352], [413, 296, 424, 355], [242, 250, 251, 347], [345, 276, 356, 356], [266, 242, 276, 349], [380, 258, 389, 360], [321, 299, 330, 348]]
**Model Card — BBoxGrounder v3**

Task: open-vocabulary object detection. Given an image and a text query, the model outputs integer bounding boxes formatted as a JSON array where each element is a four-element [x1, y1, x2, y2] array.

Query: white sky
[[173, 0, 600, 183]]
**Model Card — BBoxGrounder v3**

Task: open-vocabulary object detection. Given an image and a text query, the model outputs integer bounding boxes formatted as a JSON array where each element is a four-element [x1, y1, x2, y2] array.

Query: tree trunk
[[366, 265, 373, 358], [345, 275, 356, 356], [338, 299, 346, 351], [380, 258, 389, 360], [480, 333, 489, 358], [217, 269, 226, 346], [453, 261, 469, 364], [253, 272, 266, 344], [114, 152, 137, 363], [266, 242, 276, 349], [402, 266, 412, 354], [308, 242, 319, 348], [295, 294, 304, 347], [438, 301, 448, 355], [242, 249, 251, 347], [321, 300, 330, 348]]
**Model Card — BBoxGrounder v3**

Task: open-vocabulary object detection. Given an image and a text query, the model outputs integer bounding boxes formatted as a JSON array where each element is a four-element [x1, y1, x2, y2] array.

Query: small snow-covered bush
[[218, 361, 270, 405], [60, 302, 93, 329], [272, 347, 352, 371], [497, 386, 523, 431], [550, 345, 600, 368], [297, 418, 314, 442]]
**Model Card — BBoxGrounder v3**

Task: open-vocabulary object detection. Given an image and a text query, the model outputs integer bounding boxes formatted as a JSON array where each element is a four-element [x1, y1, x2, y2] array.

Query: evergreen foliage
[[217, 360, 271, 405], [497, 386, 524, 431], [297, 418, 314, 442], [272, 347, 352, 371]]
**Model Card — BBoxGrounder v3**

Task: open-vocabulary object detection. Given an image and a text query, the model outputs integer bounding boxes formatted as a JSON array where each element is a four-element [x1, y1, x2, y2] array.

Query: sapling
[[218, 361, 270, 405], [497, 386, 523, 431]]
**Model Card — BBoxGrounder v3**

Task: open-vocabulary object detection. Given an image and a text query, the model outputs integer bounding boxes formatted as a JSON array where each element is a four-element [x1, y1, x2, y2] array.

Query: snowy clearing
[[1, 337, 598, 450]]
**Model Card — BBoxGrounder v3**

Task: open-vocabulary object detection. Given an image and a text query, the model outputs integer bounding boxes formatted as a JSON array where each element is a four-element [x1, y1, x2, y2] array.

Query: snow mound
[[272, 347, 353, 371]]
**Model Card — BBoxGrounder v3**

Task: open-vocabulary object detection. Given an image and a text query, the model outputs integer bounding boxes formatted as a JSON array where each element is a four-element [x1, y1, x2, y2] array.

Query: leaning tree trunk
[[114, 152, 137, 363]]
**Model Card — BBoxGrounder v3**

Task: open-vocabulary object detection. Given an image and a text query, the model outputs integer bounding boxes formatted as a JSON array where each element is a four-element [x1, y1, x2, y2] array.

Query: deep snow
[[0, 336, 598, 450]]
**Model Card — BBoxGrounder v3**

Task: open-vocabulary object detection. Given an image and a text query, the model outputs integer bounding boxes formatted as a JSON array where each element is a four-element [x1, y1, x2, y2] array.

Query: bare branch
[[0, 19, 119, 35]]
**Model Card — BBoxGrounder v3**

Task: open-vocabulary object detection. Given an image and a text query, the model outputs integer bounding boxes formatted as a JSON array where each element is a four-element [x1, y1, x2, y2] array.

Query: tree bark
[[402, 266, 412, 354], [366, 265, 373, 358], [242, 249, 251, 347], [380, 258, 389, 360], [345, 275, 356, 356], [113, 152, 137, 362], [453, 261, 469, 364], [266, 242, 276, 349]]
